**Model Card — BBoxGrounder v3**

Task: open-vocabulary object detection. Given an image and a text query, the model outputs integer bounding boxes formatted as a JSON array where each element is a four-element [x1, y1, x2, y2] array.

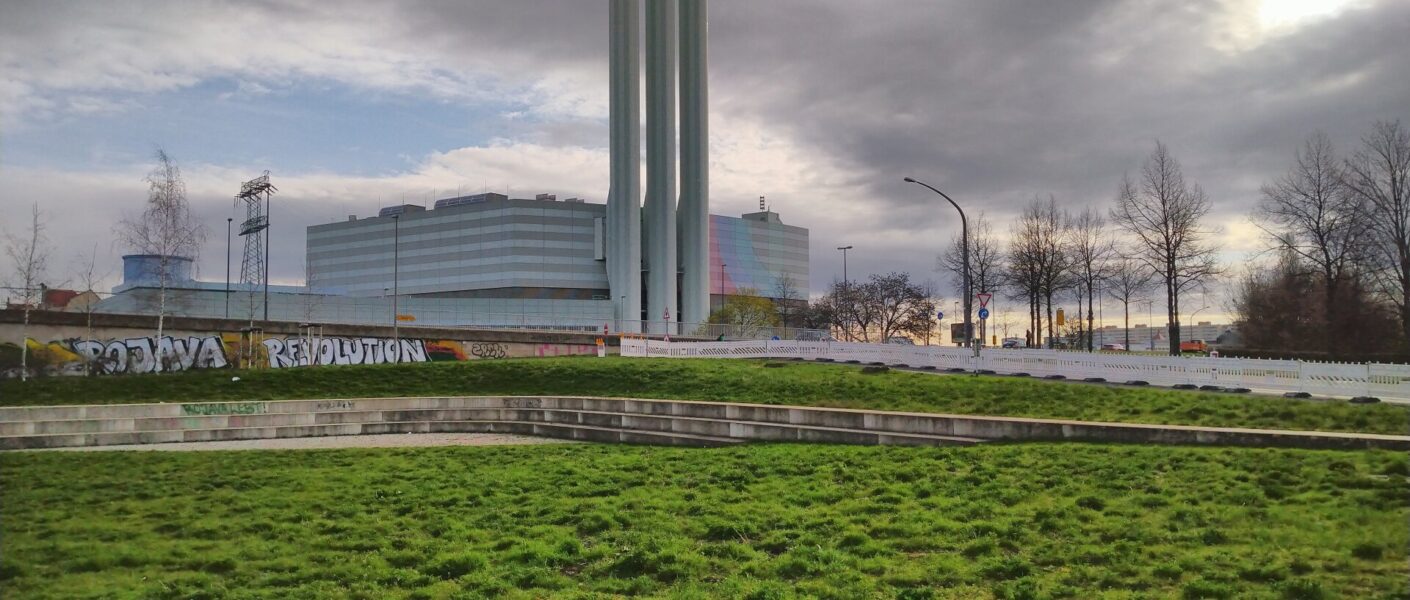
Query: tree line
[[766, 119, 1408, 358], [778, 140, 1222, 355], [1239, 121, 1410, 359]]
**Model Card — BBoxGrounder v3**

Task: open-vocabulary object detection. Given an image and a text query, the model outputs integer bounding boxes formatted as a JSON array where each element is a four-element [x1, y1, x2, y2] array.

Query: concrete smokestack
[[607, 0, 642, 332], [677, 0, 709, 327], [645, 0, 678, 334]]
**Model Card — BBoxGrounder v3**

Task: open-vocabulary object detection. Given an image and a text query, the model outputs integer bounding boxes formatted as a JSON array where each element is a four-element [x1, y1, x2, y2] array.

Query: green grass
[[3, 357, 1408, 435], [2, 443, 1405, 598]]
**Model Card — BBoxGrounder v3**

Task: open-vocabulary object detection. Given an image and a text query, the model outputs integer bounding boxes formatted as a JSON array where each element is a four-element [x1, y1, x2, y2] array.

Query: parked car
[[1001, 337, 1025, 349], [884, 337, 915, 345], [1101, 343, 1126, 351]]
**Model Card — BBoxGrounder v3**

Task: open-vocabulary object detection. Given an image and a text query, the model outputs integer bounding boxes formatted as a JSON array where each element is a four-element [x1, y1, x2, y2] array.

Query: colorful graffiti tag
[[0, 335, 229, 376]]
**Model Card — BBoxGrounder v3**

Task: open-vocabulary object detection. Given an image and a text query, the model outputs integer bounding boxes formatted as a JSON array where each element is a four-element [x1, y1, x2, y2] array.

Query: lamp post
[[836, 246, 852, 287], [836, 246, 852, 341], [718, 262, 727, 312], [904, 177, 971, 348], [392, 215, 400, 355], [1146, 299, 1155, 352], [225, 217, 232, 319], [1187, 306, 1208, 343]]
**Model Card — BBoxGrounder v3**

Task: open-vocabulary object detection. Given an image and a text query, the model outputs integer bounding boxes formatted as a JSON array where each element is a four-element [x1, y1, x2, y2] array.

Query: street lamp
[[1187, 305, 1209, 342], [719, 263, 727, 312], [904, 177, 971, 348], [225, 217, 232, 319], [836, 246, 853, 342], [836, 246, 853, 286], [392, 215, 400, 355]]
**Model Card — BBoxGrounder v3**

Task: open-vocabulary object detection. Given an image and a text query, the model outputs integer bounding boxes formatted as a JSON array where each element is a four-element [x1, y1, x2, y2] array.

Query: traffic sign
[[936, 311, 944, 320], [976, 292, 993, 308], [978, 308, 990, 320]]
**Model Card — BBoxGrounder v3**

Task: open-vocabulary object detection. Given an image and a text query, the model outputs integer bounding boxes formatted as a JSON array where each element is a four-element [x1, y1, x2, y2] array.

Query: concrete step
[[3, 396, 1406, 452], [1, 404, 990, 449], [0, 419, 750, 451]]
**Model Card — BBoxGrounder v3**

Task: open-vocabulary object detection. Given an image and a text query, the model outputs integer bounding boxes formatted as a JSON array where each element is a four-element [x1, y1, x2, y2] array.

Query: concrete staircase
[[3, 397, 1407, 451]]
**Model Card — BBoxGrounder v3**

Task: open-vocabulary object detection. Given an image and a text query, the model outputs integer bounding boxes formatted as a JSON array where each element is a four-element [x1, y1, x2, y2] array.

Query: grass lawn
[[2, 443, 1406, 599], [3, 358, 1408, 435]]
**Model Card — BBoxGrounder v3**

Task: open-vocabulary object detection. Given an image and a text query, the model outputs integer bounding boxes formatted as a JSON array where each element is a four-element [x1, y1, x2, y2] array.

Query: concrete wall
[[4, 396, 1405, 451], [0, 310, 611, 378]]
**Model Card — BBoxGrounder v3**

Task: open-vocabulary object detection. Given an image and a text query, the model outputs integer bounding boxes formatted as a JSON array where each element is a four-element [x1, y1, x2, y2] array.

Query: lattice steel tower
[[234, 171, 276, 322]]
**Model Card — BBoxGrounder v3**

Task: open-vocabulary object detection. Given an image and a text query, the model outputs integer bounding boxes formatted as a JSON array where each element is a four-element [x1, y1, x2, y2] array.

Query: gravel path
[[31, 433, 580, 452]]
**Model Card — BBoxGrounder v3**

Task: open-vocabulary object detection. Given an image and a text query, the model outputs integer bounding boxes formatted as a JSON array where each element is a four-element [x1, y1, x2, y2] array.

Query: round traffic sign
[[936, 311, 944, 320], [978, 308, 990, 320]]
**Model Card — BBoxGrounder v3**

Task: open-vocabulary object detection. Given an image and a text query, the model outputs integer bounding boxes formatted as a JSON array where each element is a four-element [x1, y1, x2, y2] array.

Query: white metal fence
[[620, 339, 1410, 401]]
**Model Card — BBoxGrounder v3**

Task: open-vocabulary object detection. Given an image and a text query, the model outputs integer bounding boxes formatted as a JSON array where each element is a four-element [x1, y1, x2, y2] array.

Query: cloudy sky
[[2, 0, 1407, 324]]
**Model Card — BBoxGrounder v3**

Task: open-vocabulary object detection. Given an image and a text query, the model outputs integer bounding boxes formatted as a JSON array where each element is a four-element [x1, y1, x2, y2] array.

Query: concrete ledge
[[4, 396, 1407, 451]]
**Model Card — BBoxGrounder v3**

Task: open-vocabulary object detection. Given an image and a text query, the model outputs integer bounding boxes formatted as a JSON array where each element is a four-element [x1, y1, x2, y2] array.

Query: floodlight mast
[[234, 171, 277, 324]]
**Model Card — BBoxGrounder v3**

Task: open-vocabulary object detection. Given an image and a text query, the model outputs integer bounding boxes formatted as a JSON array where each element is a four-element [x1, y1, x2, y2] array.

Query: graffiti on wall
[[1, 332, 603, 378], [263, 337, 431, 368], [76, 336, 230, 374], [0, 335, 230, 376], [470, 342, 508, 359]]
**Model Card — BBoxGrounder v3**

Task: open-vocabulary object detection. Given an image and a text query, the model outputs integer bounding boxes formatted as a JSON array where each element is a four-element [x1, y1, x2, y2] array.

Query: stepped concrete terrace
[[3, 397, 1407, 451]]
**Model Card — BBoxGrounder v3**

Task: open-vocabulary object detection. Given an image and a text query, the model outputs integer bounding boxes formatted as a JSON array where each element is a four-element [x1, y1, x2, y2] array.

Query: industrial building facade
[[308, 194, 608, 300], [305, 193, 808, 325]]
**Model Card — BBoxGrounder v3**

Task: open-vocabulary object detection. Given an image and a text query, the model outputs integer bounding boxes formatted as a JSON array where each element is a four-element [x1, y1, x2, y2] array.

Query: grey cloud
[[4, 0, 1408, 301]]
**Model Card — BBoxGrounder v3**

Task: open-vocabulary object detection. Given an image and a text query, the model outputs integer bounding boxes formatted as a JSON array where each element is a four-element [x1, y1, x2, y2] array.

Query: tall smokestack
[[645, 0, 678, 334], [607, 0, 642, 332], [678, 0, 709, 327]]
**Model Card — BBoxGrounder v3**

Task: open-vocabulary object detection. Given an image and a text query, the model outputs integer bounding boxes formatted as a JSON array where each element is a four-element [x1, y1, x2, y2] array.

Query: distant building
[[1093, 321, 1237, 351], [89, 192, 810, 332], [306, 194, 809, 323]]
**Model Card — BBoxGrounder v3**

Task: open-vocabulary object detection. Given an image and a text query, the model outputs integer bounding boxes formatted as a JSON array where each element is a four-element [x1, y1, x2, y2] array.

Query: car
[[884, 337, 915, 345], [1101, 343, 1126, 351], [1001, 338, 1025, 349]]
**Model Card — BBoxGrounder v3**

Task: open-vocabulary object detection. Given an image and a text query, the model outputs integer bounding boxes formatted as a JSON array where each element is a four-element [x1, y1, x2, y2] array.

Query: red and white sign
[[976, 293, 993, 308]]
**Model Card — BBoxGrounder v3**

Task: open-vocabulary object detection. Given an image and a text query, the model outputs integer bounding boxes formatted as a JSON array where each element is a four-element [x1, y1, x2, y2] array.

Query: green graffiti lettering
[[180, 402, 268, 416]]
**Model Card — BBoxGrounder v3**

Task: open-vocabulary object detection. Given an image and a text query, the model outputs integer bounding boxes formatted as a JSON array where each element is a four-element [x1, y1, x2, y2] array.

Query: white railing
[[620, 339, 1410, 401]]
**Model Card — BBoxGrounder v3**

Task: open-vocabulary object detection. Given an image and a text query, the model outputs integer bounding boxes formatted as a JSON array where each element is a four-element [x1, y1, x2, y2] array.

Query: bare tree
[[1111, 142, 1222, 355], [1067, 207, 1114, 351], [1005, 219, 1043, 348], [1254, 131, 1365, 355], [73, 243, 110, 376], [114, 149, 208, 367], [863, 272, 935, 342], [939, 212, 1005, 343], [1008, 197, 1072, 348], [772, 273, 803, 332], [1104, 256, 1154, 350], [3, 203, 53, 381], [1343, 120, 1410, 349]]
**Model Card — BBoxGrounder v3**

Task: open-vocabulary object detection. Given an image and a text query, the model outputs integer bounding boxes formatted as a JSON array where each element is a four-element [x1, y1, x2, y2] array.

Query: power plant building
[[304, 193, 808, 327]]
